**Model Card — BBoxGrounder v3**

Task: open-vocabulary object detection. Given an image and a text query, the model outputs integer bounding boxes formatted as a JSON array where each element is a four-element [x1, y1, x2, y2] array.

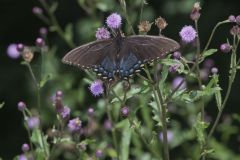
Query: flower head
[[228, 15, 236, 22], [236, 15, 240, 25], [230, 25, 240, 36], [7, 44, 20, 59], [155, 16, 168, 30], [27, 117, 40, 129], [32, 6, 43, 15], [173, 51, 181, 59], [200, 69, 209, 81], [104, 119, 112, 131], [18, 154, 27, 160], [121, 106, 129, 117], [17, 43, 24, 52], [172, 76, 186, 90], [17, 101, 26, 111], [138, 21, 153, 33], [35, 37, 45, 47], [203, 59, 214, 69], [220, 43, 231, 53], [211, 67, 218, 74], [106, 13, 122, 29], [190, 2, 201, 21], [95, 27, 111, 40], [22, 48, 34, 63], [87, 107, 94, 116], [21, 143, 30, 152], [169, 65, 180, 73], [68, 117, 82, 132], [96, 149, 103, 158], [39, 27, 48, 36], [89, 80, 104, 96], [60, 106, 71, 119], [179, 25, 197, 43]]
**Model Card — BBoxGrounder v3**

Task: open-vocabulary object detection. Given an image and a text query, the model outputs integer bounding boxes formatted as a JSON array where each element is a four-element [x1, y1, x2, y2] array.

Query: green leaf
[[215, 89, 222, 111], [40, 74, 52, 88], [161, 59, 185, 73], [194, 114, 209, 146], [202, 49, 218, 58], [0, 102, 4, 109], [64, 24, 73, 42], [149, 101, 162, 126], [31, 129, 50, 156], [120, 120, 131, 160], [50, 2, 58, 13]]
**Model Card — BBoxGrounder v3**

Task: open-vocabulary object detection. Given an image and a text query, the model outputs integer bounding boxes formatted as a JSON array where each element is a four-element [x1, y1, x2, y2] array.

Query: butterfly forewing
[[125, 35, 180, 60], [117, 35, 180, 78], [62, 39, 114, 68]]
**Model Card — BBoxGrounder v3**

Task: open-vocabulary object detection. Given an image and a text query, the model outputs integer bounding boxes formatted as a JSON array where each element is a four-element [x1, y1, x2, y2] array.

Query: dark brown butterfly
[[62, 33, 180, 81]]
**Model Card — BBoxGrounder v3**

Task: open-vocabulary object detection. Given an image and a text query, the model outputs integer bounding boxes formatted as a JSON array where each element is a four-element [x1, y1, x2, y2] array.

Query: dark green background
[[0, 0, 239, 159]]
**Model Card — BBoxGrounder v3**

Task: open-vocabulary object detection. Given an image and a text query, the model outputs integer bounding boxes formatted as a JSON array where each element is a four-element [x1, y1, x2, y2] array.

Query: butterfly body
[[62, 34, 180, 81]]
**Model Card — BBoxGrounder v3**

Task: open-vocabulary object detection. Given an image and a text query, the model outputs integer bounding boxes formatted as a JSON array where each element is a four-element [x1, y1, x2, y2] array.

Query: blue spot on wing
[[119, 52, 140, 77]]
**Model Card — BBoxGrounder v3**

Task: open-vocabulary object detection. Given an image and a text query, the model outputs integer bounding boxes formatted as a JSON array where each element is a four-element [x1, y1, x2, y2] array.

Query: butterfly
[[62, 32, 180, 81]]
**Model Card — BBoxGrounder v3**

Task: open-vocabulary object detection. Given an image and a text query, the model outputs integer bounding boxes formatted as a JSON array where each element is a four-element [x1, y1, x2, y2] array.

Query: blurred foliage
[[0, 0, 240, 160]]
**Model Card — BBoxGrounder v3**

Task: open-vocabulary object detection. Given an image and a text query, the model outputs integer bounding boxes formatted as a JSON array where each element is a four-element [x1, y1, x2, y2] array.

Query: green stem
[[144, 66, 170, 160], [26, 63, 49, 159], [38, 0, 75, 48], [154, 86, 170, 160], [139, 0, 144, 23], [207, 41, 238, 139], [104, 94, 119, 160], [119, 0, 136, 35], [203, 20, 229, 52], [128, 118, 161, 159]]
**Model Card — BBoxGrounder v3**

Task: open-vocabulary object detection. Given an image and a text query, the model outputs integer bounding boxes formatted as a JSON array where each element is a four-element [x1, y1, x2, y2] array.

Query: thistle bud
[[230, 25, 240, 36], [190, 2, 201, 21], [138, 21, 153, 34], [155, 16, 168, 31], [22, 48, 34, 63]]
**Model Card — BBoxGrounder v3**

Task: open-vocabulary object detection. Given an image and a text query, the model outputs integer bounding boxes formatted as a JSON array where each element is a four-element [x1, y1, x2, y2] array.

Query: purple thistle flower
[[230, 25, 240, 36], [220, 43, 231, 53], [39, 27, 48, 36], [18, 154, 27, 160], [172, 76, 186, 90], [60, 106, 71, 119], [95, 27, 111, 40], [7, 44, 21, 59], [228, 15, 236, 22], [68, 117, 82, 133], [17, 43, 24, 52], [121, 106, 129, 117], [179, 25, 197, 43], [56, 90, 63, 98], [35, 37, 45, 47], [169, 65, 180, 73], [32, 6, 43, 15], [203, 59, 215, 69], [173, 51, 181, 59], [89, 80, 104, 96], [104, 119, 112, 131], [236, 15, 240, 25], [106, 13, 122, 29], [96, 149, 103, 158], [21, 143, 30, 152], [159, 130, 174, 142], [200, 68, 209, 81], [27, 117, 40, 129], [87, 107, 94, 116], [17, 101, 26, 111], [211, 67, 218, 74]]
